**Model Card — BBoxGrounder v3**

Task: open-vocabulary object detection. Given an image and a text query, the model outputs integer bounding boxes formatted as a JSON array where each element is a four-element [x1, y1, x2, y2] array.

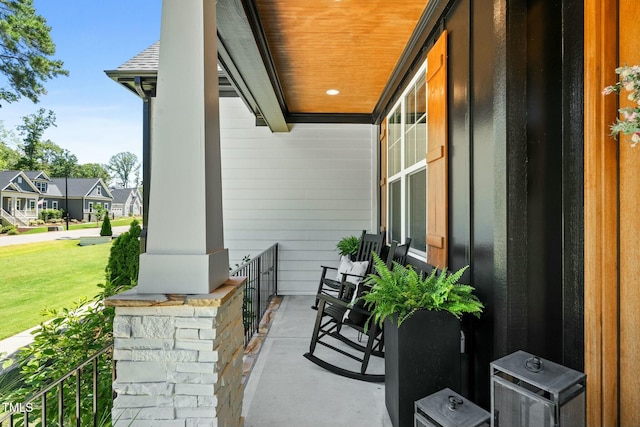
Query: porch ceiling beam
[[287, 113, 373, 124], [216, 0, 290, 132]]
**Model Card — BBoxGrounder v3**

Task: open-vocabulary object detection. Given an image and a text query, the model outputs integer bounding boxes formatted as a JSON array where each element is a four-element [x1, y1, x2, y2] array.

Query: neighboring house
[[0, 171, 41, 226], [0, 171, 113, 224], [23, 171, 53, 195], [44, 178, 113, 222], [110, 187, 142, 217]]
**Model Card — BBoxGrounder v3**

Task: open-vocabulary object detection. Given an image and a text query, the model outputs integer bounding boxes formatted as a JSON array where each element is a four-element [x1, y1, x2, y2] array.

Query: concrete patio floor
[[242, 295, 392, 427]]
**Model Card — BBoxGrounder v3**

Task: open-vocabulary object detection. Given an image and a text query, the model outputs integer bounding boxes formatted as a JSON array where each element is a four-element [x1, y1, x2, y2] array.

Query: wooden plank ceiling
[[255, 0, 429, 115]]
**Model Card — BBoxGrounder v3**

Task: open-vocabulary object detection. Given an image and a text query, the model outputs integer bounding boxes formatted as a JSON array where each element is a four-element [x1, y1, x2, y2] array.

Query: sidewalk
[[0, 225, 130, 247], [0, 326, 38, 372]]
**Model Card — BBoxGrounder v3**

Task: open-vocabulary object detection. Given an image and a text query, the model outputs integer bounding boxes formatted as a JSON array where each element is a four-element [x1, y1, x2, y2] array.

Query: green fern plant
[[361, 253, 483, 328], [336, 235, 360, 257]]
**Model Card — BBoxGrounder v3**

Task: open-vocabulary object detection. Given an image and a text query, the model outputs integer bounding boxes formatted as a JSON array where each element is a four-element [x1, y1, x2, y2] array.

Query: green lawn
[[0, 240, 112, 340]]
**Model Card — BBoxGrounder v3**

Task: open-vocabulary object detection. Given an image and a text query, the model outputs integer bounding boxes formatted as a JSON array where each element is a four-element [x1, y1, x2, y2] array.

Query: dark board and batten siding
[[401, 0, 584, 406]]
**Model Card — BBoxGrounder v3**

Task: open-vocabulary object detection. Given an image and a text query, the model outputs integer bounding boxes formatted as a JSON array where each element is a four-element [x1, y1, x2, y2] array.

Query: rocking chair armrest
[[316, 292, 351, 309], [340, 272, 366, 282], [320, 265, 338, 277], [317, 291, 373, 315], [346, 300, 375, 318]]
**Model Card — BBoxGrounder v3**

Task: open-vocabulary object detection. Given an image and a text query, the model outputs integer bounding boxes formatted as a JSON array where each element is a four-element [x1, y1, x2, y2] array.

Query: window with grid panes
[[387, 65, 427, 255]]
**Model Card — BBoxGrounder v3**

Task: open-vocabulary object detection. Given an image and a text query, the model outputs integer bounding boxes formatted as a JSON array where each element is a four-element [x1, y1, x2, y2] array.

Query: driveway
[[0, 225, 131, 247]]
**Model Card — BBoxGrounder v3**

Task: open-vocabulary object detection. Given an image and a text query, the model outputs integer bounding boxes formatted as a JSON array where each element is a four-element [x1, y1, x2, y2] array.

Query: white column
[[138, 0, 229, 294]]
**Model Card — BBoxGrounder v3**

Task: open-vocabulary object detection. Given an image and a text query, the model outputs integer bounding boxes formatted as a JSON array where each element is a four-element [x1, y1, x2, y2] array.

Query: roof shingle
[[116, 41, 159, 72]]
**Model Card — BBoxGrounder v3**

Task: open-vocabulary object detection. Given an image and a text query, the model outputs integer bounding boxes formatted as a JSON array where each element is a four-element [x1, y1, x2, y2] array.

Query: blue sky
[[0, 0, 161, 165]]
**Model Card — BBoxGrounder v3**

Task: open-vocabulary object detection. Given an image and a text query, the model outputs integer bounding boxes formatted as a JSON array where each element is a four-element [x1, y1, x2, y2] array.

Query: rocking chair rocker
[[304, 283, 385, 382], [304, 241, 397, 382]]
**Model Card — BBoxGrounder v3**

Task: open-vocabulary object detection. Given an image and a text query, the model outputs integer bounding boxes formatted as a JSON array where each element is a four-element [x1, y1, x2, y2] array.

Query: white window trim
[[386, 61, 428, 260]]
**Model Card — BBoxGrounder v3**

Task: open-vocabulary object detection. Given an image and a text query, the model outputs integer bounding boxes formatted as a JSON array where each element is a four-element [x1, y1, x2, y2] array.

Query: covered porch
[[47, 0, 640, 425], [241, 295, 390, 426], [0, 194, 39, 227]]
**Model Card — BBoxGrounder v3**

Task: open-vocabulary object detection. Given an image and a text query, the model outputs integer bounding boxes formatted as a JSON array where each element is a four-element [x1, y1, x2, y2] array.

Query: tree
[[0, 140, 18, 169], [107, 151, 139, 188], [39, 139, 64, 169], [48, 148, 77, 177], [76, 162, 110, 184], [0, 122, 19, 169], [0, 0, 68, 106], [15, 108, 56, 170], [100, 212, 112, 237]]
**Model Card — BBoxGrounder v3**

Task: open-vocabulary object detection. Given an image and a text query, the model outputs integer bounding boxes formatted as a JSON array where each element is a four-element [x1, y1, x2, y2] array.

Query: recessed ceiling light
[[326, 89, 340, 96]]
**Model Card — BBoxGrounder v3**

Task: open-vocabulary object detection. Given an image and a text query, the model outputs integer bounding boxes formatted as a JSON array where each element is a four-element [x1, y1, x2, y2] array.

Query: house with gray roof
[[0, 171, 41, 226], [109, 187, 142, 218], [43, 177, 113, 222], [0, 171, 113, 225]]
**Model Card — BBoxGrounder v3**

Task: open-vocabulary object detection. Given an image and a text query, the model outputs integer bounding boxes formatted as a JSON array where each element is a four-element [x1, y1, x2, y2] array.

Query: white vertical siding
[[220, 98, 377, 294]]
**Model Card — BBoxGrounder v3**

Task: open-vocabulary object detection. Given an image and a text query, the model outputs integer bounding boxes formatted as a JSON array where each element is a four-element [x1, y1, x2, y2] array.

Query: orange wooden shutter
[[379, 119, 388, 233], [426, 31, 448, 268]]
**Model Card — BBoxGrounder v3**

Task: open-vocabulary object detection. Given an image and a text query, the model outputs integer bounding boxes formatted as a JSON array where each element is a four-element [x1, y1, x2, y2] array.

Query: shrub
[[1, 225, 17, 234], [100, 212, 113, 237], [7, 228, 19, 235], [39, 208, 62, 222], [105, 219, 141, 291]]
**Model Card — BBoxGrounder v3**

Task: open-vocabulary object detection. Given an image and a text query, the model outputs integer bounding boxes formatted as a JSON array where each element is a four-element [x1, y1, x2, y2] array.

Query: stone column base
[[106, 277, 246, 427]]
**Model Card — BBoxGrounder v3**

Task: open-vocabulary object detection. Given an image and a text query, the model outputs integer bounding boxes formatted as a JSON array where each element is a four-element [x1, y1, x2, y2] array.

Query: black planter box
[[384, 310, 461, 427]]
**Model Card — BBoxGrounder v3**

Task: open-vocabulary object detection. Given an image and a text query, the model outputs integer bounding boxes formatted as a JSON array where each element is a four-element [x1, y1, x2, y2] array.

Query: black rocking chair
[[304, 282, 385, 382], [304, 242, 397, 382], [392, 237, 412, 265], [311, 230, 386, 310]]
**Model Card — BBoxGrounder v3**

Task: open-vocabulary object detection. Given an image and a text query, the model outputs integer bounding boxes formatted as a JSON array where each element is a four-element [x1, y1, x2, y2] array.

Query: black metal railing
[[230, 243, 279, 345], [0, 344, 114, 427], [1, 247, 278, 425]]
